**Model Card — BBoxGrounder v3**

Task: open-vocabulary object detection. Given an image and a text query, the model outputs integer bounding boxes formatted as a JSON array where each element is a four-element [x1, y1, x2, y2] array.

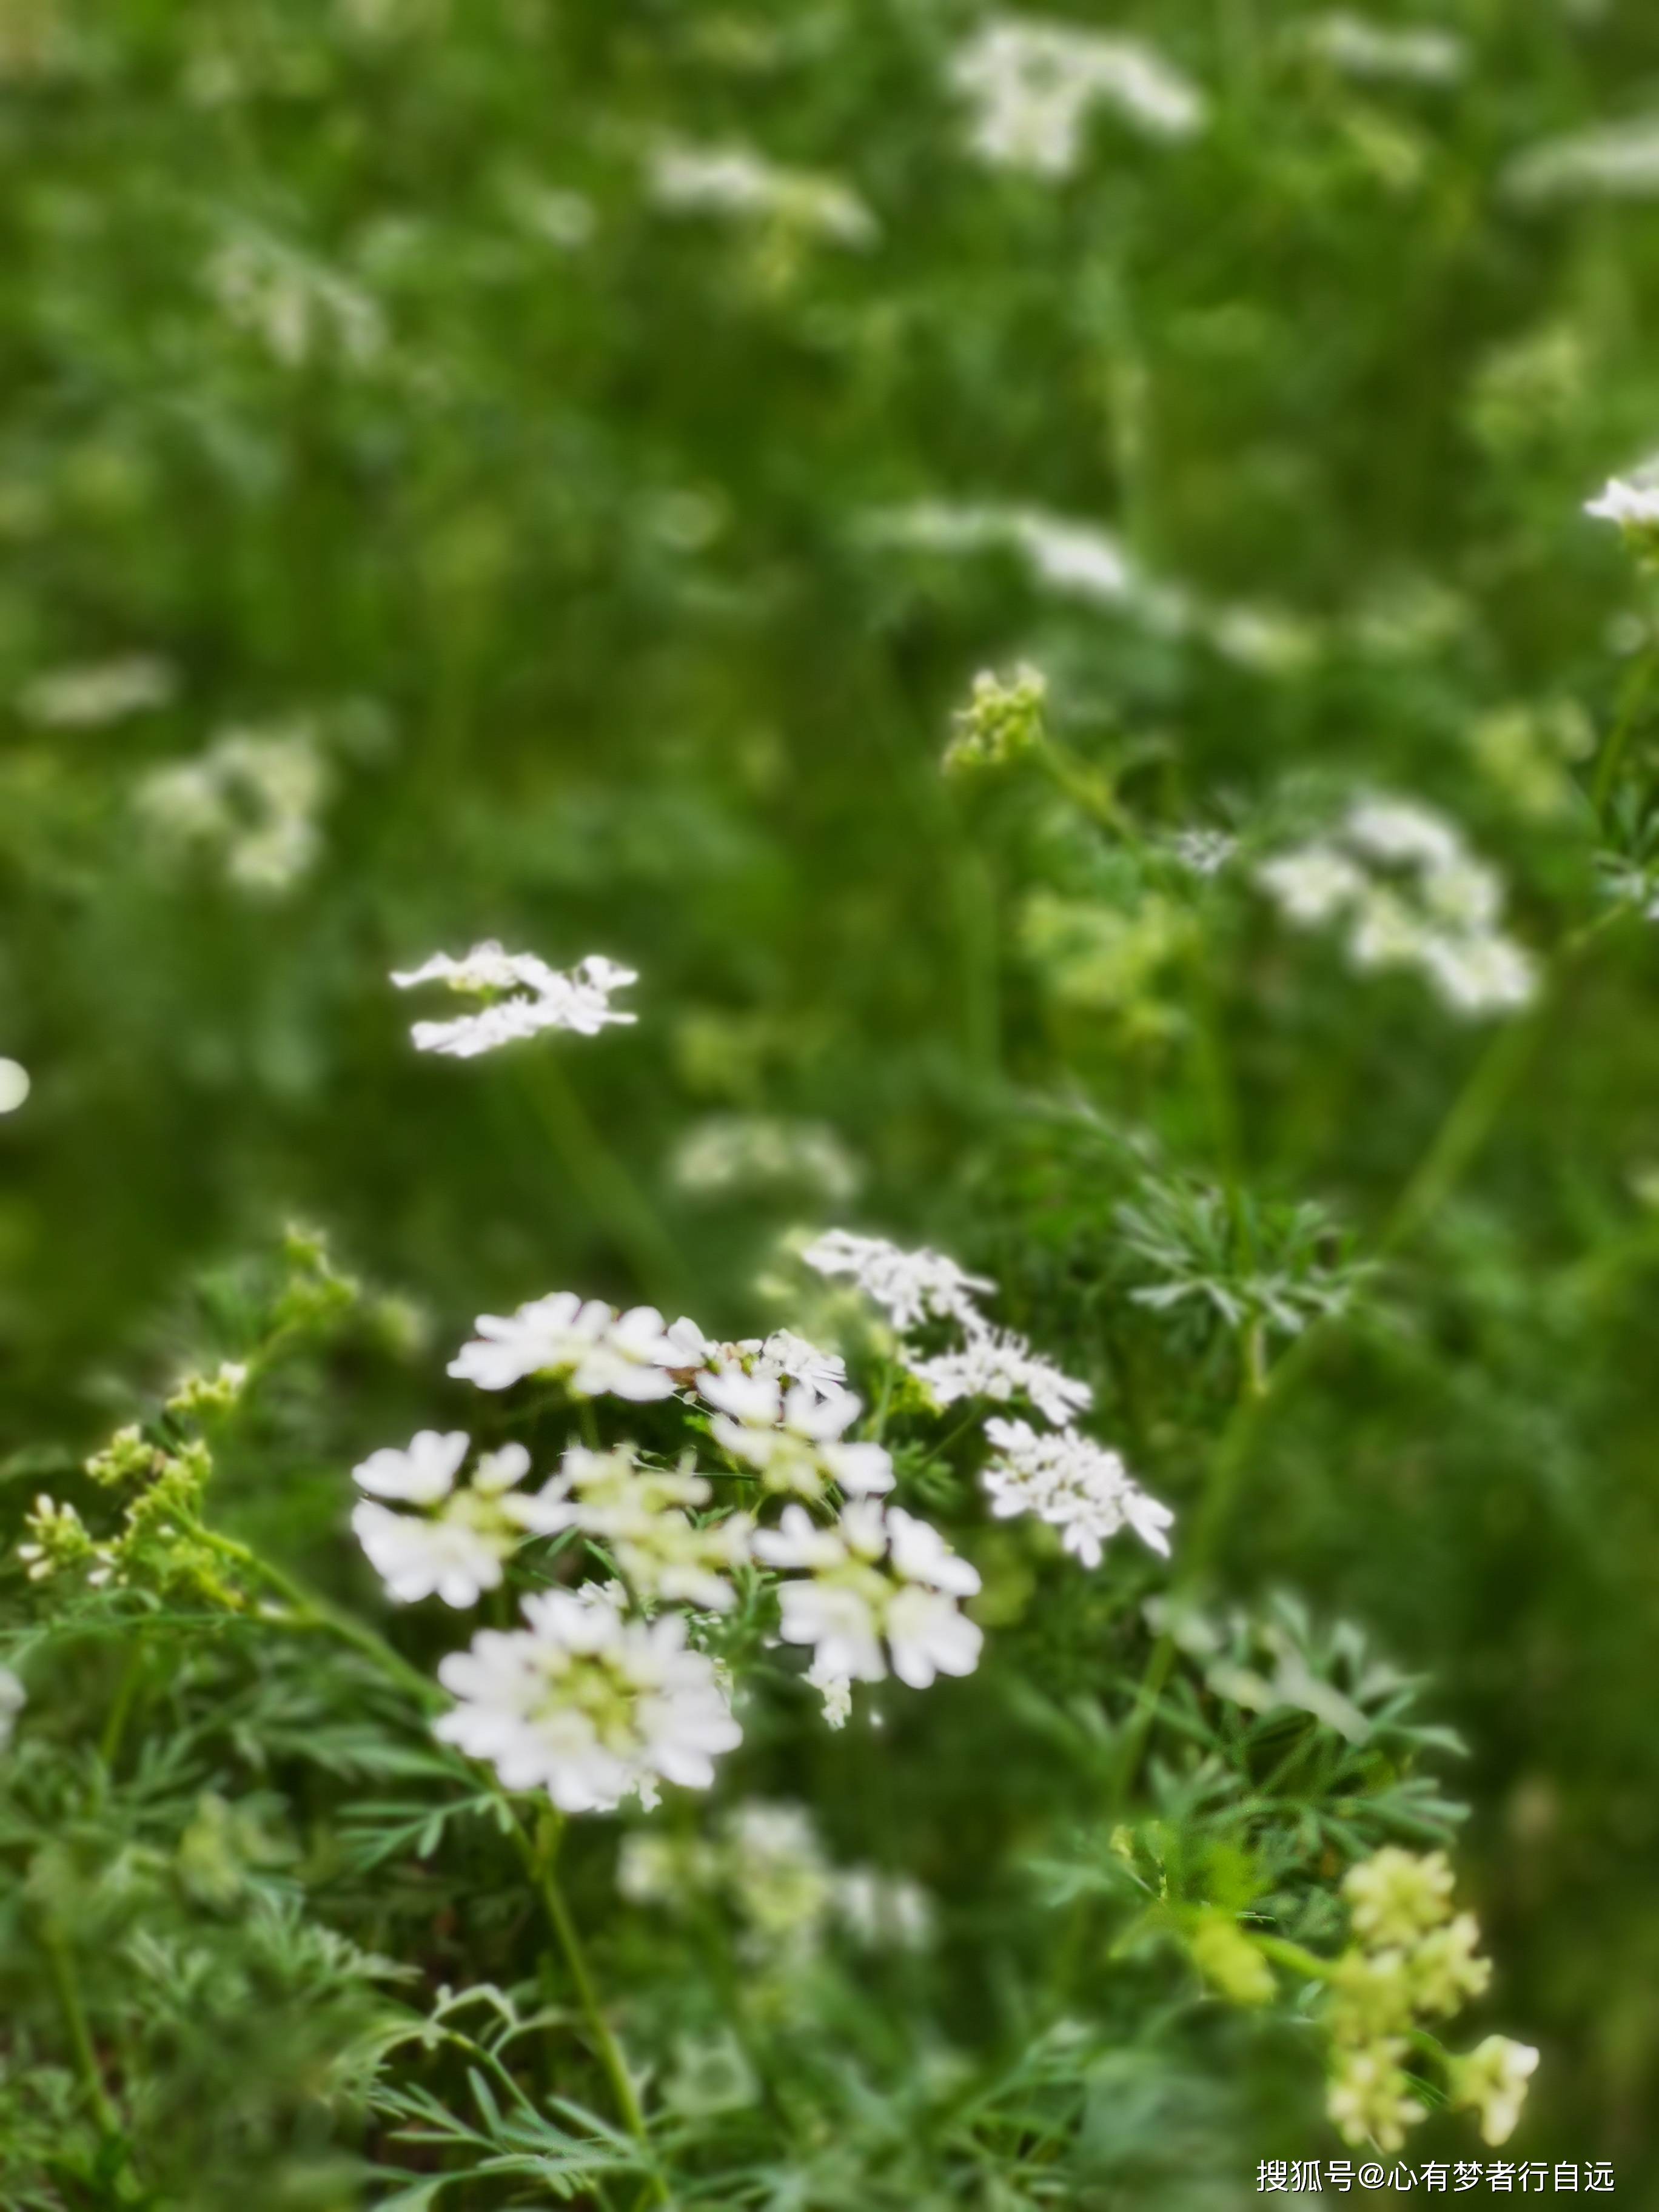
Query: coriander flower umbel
[[392, 943, 637, 1058], [522, 1444, 754, 1610], [1326, 2041, 1426, 2153], [350, 1433, 541, 1607], [982, 1418, 1174, 1565], [664, 1317, 848, 1398], [803, 1228, 993, 1333], [1450, 2035, 1540, 2148], [435, 1586, 741, 1814], [449, 1294, 680, 1398], [699, 1369, 894, 1499], [1343, 1846, 1455, 1949], [908, 1326, 1092, 1427], [754, 1501, 982, 1689], [1586, 476, 1659, 545], [949, 19, 1206, 178]]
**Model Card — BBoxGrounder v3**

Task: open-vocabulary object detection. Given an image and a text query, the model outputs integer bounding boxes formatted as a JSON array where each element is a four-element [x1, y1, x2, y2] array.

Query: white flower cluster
[[1586, 475, 1659, 543], [436, 1587, 740, 1815], [350, 1430, 551, 1607], [0, 1667, 25, 1752], [1257, 797, 1536, 1016], [756, 1501, 982, 1690], [670, 1113, 862, 1204], [1303, 13, 1465, 87], [0, 1058, 28, 1114], [392, 945, 638, 1059], [1503, 116, 1659, 206], [525, 1445, 753, 1611], [647, 142, 877, 248], [950, 18, 1205, 178], [17, 654, 176, 728], [448, 1293, 677, 1393], [806, 1227, 1173, 1569], [136, 725, 329, 895], [618, 1799, 933, 1964], [207, 231, 384, 368]]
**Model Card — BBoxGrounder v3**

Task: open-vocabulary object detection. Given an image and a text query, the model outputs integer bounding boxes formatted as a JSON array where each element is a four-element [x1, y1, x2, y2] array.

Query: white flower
[[665, 1318, 848, 1398], [908, 1324, 1092, 1427], [834, 1866, 933, 1951], [435, 1587, 741, 1813], [1585, 476, 1659, 532], [950, 19, 1205, 179], [806, 1654, 853, 1729], [1167, 828, 1238, 877], [1344, 797, 1464, 873], [670, 1113, 862, 1204], [0, 1059, 28, 1114], [1504, 117, 1659, 206], [449, 1294, 680, 1398], [803, 1227, 994, 1333], [136, 726, 328, 897], [756, 1501, 982, 1691], [208, 230, 383, 367], [1256, 845, 1367, 925], [1419, 930, 1536, 1014], [18, 655, 176, 728], [982, 1418, 1173, 1566], [648, 142, 877, 247], [700, 1369, 894, 1498], [1304, 13, 1465, 87], [1451, 2035, 1540, 2148], [393, 945, 638, 1059], [1327, 2041, 1426, 2153], [352, 1429, 471, 1504], [0, 1667, 24, 1751], [518, 1444, 752, 1611]]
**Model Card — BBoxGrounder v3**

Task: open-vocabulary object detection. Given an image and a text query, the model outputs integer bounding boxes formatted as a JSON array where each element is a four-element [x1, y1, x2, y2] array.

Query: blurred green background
[[5, 0, 1659, 2183]]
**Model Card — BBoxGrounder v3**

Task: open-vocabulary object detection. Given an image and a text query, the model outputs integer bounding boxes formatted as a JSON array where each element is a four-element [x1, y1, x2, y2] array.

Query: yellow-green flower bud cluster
[[943, 665, 1047, 777]]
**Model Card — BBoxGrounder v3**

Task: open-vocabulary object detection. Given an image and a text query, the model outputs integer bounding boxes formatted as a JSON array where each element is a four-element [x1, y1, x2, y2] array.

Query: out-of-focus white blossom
[[1304, 13, 1465, 86], [1167, 828, 1239, 877], [207, 231, 384, 367], [868, 501, 1195, 631], [671, 1113, 862, 1204], [136, 725, 328, 896], [392, 945, 638, 1059], [806, 1654, 853, 1728], [755, 1501, 982, 1690], [0, 1059, 28, 1114], [521, 1444, 753, 1610], [350, 1432, 541, 1607], [699, 1369, 894, 1498], [435, 1587, 740, 1814], [1327, 2042, 1426, 2152], [908, 1326, 1092, 1427], [0, 1667, 24, 1751], [1504, 116, 1659, 205], [982, 1417, 1173, 1564], [1586, 474, 1659, 541], [803, 1227, 993, 1333], [950, 18, 1206, 178], [1450, 2035, 1540, 2147], [1257, 797, 1536, 1018], [448, 1294, 678, 1396], [352, 1429, 474, 1504], [18, 655, 176, 728], [648, 142, 877, 247]]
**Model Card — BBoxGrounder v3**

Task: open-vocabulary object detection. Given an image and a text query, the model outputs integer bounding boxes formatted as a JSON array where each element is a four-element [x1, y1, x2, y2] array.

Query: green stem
[[42, 1926, 122, 2144], [99, 1644, 145, 1774], [1254, 1931, 1336, 1984], [196, 1527, 441, 1708], [1589, 646, 1657, 820], [519, 1814, 667, 2201]]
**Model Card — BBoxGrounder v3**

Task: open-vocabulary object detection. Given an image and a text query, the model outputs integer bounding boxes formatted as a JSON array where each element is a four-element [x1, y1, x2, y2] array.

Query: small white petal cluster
[[671, 1113, 862, 1204], [699, 1367, 895, 1500], [435, 1587, 740, 1814], [521, 1444, 753, 1611], [647, 142, 877, 247], [1503, 116, 1659, 206], [1586, 475, 1659, 538], [18, 655, 176, 728], [0, 1667, 25, 1752], [448, 1294, 678, 1395], [0, 1057, 28, 1114], [1304, 13, 1465, 86], [1258, 797, 1536, 1017], [866, 502, 1191, 631], [1452, 2035, 1541, 2149], [207, 231, 384, 368], [950, 18, 1206, 178], [350, 1430, 547, 1607], [983, 1418, 1174, 1565], [392, 945, 638, 1059], [136, 725, 328, 895], [808, 1226, 1171, 1570], [803, 1228, 994, 1332], [756, 1501, 983, 1689]]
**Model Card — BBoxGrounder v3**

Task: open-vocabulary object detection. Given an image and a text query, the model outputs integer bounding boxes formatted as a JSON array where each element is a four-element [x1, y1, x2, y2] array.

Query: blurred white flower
[[1304, 13, 1464, 86], [756, 1500, 982, 1690], [1256, 846, 1368, 925], [834, 1865, 933, 1951], [982, 1417, 1173, 1565], [671, 1113, 862, 1204], [803, 1227, 993, 1333], [136, 725, 327, 896], [435, 1587, 741, 1813], [0, 1059, 28, 1114], [521, 1444, 753, 1611], [0, 1667, 24, 1751], [1586, 475, 1659, 534], [806, 1654, 853, 1728], [700, 1368, 894, 1498], [449, 1294, 679, 1396], [909, 1326, 1092, 1427], [1450, 2035, 1540, 2148], [18, 655, 176, 728], [1504, 116, 1659, 205], [950, 18, 1205, 178], [352, 1429, 472, 1504], [207, 231, 384, 368], [392, 945, 637, 1057], [648, 142, 877, 247], [1167, 828, 1239, 877], [351, 1433, 541, 1607]]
